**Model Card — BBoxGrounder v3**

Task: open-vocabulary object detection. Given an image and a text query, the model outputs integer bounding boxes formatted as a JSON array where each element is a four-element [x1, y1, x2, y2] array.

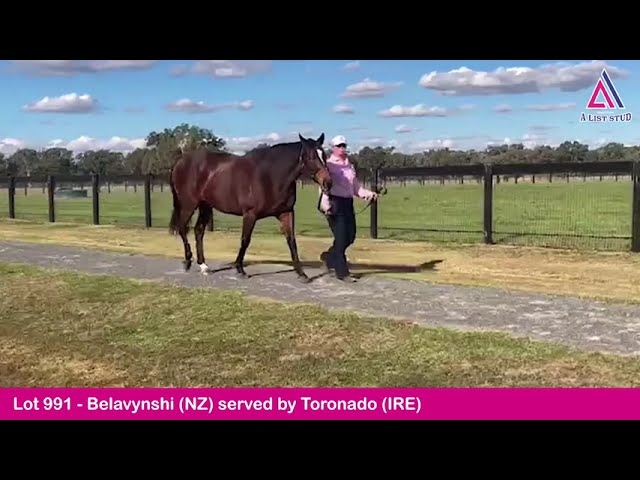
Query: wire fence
[[1, 160, 639, 252]]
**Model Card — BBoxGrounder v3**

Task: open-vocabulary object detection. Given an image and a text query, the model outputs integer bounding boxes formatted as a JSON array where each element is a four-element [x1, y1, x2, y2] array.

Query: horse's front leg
[[234, 213, 257, 278], [278, 210, 309, 283]]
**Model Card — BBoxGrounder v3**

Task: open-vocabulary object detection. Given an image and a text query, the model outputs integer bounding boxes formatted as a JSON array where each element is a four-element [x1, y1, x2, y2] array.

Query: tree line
[[2, 123, 639, 179]]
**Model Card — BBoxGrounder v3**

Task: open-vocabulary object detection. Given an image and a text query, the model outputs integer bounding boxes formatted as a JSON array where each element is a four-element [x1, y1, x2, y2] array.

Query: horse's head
[[298, 133, 332, 194]]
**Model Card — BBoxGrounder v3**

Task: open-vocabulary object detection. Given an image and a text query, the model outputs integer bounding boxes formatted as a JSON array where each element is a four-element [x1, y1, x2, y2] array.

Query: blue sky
[[1, 59, 638, 155]]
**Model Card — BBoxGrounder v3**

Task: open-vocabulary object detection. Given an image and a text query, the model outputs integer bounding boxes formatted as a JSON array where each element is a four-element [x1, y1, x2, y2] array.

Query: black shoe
[[320, 252, 332, 272], [336, 274, 358, 283]]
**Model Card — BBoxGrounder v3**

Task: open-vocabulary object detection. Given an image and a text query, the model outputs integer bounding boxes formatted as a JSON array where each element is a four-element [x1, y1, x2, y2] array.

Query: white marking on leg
[[200, 263, 210, 275]]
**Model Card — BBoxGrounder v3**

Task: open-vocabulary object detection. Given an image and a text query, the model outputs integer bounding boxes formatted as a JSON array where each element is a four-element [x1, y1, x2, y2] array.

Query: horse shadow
[[208, 258, 445, 282]]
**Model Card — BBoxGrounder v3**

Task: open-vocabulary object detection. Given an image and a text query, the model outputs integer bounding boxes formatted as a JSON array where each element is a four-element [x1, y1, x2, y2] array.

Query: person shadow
[[231, 258, 445, 282]]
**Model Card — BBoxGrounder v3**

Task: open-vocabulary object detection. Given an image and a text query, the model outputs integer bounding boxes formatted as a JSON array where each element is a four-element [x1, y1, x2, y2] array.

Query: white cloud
[[223, 132, 284, 154], [526, 103, 576, 111], [47, 136, 146, 154], [418, 60, 628, 96], [3, 129, 323, 159], [587, 138, 609, 149], [486, 132, 551, 149], [89, 60, 156, 72], [395, 124, 420, 133], [340, 78, 403, 98], [169, 64, 189, 76], [399, 139, 455, 153], [5, 132, 635, 159], [351, 132, 584, 153], [480, 133, 632, 151], [222, 129, 329, 154], [349, 136, 454, 154], [379, 104, 448, 117], [11, 60, 156, 76], [379, 103, 475, 118], [166, 99, 254, 113], [333, 104, 355, 114], [23, 93, 98, 113], [342, 61, 360, 72], [0, 138, 26, 155], [494, 104, 513, 113], [486, 137, 511, 147], [173, 60, 272, 78], [238, 100, 254, 110], [521, 133, 547, 149]]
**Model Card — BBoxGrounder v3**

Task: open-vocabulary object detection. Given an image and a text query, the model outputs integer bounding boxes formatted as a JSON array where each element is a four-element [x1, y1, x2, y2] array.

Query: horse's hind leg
[[234, 213, 257, 278], [194, 205, 213, 275], [177, 205, 197, 271], [278, 210, 309, 283]]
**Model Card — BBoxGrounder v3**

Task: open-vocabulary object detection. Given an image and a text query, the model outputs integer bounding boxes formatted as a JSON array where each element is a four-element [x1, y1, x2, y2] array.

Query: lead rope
[[354, 185, 387, 215], [317, 168, 387, 216], [354, 169, 387, 215]]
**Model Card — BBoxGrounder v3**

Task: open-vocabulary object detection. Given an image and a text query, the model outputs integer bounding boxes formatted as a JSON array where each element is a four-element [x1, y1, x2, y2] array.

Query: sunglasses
[[335, 143, 347, 148]]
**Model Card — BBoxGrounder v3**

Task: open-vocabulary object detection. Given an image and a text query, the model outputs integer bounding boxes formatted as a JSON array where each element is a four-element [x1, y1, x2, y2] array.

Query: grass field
[[4, 261, 640, 387], [0, 176, 634, 251]]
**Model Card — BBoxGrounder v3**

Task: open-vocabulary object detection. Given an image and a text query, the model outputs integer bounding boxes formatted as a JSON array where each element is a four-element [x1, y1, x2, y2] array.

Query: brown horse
[[168, 133, 332, 283]]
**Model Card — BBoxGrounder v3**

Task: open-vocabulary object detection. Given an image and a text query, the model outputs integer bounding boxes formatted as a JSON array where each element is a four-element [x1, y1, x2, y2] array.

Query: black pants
[[323, 196, 356, 277]]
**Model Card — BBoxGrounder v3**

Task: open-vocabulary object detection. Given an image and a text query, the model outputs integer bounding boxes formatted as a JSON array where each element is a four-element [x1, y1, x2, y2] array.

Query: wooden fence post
[[483, 164, 494, 244], [8, 176, 15, 219], [144, 174, 152, 228], [47, 175, 55, 223], [370, 168, 379, 239], [92, 173, 100, 225], [632, 161, 640, 252]]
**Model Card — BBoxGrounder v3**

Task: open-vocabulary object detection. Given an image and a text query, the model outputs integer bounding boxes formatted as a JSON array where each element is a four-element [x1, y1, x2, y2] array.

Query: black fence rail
[[375, 160, 640, 252], [1, 159, 639, 252]]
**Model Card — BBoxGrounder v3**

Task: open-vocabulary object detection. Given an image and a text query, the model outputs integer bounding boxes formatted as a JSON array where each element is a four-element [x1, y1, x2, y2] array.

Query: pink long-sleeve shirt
[[319, 154, 375, 213]]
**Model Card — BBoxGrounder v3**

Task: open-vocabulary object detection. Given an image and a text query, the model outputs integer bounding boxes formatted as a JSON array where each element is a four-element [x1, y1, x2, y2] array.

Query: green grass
[[3, 261, 640, 387], [0, 176, 634, 251]]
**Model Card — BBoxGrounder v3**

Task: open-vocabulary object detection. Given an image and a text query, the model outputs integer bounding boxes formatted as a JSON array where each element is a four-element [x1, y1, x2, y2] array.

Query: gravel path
[[2, 240, 640, 357]]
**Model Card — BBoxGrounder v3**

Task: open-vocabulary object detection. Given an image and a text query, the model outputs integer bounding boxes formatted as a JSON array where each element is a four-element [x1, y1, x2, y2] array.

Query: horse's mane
[[245, 141, 303, 160]]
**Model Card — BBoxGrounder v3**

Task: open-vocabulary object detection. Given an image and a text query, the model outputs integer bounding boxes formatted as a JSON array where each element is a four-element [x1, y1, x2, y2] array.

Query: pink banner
[[2, 388, 640, 420]]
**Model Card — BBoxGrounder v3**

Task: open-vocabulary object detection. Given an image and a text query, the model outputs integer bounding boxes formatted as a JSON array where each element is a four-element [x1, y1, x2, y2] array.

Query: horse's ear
[[316, 133, 325, 145], [298, 133, 307, 143]]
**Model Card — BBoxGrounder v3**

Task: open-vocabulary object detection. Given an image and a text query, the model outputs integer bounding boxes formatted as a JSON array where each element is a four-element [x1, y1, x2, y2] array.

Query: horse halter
[[299, 144, 330, 193]]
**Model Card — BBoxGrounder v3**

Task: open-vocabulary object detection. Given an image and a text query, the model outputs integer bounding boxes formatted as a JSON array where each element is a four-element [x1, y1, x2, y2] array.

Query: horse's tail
[[168, 169, 181, 235], [168, 149, 195, 235]]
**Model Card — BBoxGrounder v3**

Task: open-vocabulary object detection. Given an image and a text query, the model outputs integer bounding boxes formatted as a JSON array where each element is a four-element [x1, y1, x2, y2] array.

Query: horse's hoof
[[183, 260, 192, 272], [199, 263, 210, 275], [298, 275, 311, 284], [236, 271, 248, 279]]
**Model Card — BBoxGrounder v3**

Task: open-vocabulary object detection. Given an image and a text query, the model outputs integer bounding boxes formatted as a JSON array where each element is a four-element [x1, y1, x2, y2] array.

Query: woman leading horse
[[317, 135, 378, 282]]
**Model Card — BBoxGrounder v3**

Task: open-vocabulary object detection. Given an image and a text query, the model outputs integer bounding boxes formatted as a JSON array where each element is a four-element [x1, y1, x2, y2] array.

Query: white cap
[[331, 135, 347, 146]]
